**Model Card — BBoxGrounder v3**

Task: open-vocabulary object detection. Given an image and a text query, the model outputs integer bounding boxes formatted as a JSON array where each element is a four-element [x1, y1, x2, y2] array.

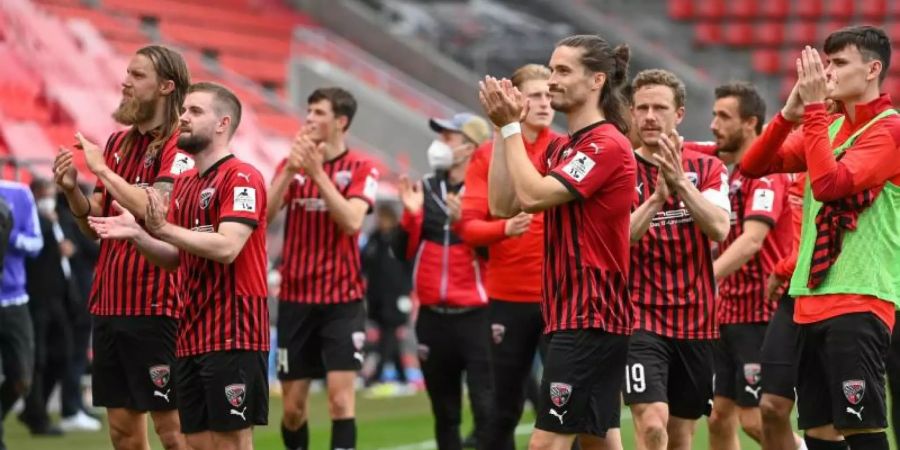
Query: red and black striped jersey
[[538, 121, 635, 334], [167, 154, 269, 357], [276, 150, 378, 305], [91, 129, 194, 317], [630, 149, 730, 339], [718, 166, 792, 325]]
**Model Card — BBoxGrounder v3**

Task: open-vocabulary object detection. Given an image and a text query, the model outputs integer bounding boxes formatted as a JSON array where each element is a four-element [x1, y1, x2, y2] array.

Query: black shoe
[[462, 432, 477, 449], [29, 424, 65, 436]]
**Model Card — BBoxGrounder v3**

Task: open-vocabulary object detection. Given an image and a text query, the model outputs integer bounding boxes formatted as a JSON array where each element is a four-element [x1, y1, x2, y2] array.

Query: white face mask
[[426, 139, 454, 171], [37, 198, 56, 215]]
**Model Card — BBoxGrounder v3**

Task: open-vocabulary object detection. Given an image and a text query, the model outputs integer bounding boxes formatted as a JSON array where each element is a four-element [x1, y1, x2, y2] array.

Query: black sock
[[804, 435, 849, 450], [282, 421, 309, 450], [331, 418, 356, 450], [845, 432, 889, 450]]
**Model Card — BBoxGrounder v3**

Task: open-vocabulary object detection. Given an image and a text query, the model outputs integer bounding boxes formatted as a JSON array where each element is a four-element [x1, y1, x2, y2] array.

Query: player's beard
[[715, 130, 745, 154], [177, 132, 212, 155], [112, 95, 157, 126]]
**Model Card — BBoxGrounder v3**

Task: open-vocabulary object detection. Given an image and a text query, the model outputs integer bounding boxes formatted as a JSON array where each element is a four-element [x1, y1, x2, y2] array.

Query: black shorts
[[796, 313, 890, 430], [277, 301, 365, 380], [623, 330, 714, 420], [92, 315, 177, 411], [714, 323, 767, 407], [534, 329, 628, 437], [0, 304, 34, 388], [175, 350, 268, 433], [760, 295, 799, 400]]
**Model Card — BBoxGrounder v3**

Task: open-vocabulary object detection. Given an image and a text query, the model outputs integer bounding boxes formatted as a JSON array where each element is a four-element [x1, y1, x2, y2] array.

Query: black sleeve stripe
[[221, 217, 259, 229], [743, 215, 776, 228], [549, 172, 584, 200]]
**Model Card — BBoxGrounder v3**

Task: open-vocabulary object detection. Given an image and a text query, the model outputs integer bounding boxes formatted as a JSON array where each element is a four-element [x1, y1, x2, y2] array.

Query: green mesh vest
[[789, 108, 900, 308]]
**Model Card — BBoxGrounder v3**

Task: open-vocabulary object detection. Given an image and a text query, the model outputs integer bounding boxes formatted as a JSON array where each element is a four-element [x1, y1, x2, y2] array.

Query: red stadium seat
[[824, 0, 854, 18], [755, 21, 785, 47], [891, 52, 900, 75], [795, 0, 823, 19], [723, 22, 753, 47], [889, 1, 900, 17], [218, 55, 287, 87], [786, 21, 818, 46], [695, 0, 726, 20], [727, 0, 757, 19], [159, 22, 291, 58], [668, 0, 693, 20], [759, 0, 789, 19], [100, 0, 300, 38], [889, 22, 900, 44], [694, 22, 722, 46], [752, 49, 780, 74], [860, 0, 886, 19]]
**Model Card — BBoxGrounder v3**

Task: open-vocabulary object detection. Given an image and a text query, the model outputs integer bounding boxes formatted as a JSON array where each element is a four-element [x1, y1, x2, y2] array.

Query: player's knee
[[282, 401, 308, 429], [153, 421, 185, 450], [642, 422, 667, 447], [109, 423, 143, 450], [739, 413, 763, 441], [327, 391, 354, 419], [759, 395, 791, 423], [707, 410, 734, 433]]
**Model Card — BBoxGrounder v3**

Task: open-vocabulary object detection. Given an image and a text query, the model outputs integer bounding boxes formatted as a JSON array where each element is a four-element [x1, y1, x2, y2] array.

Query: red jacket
[[400, 174, 488, 308]]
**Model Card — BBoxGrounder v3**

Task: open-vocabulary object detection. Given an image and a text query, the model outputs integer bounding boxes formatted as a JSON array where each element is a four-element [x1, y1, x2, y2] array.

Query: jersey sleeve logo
[[561, 152, 595, 182], [751, 188, 775, 212], [199, 187, 216, 209], [171, 153, 195, 175], [233, 187, 257, 212], [363, 175, 378, 201]]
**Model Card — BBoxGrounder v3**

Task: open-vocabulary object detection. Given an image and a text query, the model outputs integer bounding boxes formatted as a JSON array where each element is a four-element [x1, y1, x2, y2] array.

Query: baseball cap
[[429, 112, 491, 146]]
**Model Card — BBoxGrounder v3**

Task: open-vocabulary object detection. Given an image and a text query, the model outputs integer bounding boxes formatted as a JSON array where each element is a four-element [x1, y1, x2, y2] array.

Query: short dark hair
[[308, 87, 357, 131], [824, 25, 891, 84], [188, 82, 242, 137], [555, 35, 631, 134], [632, 69, 687, 109], [714, 82, 766, 134]]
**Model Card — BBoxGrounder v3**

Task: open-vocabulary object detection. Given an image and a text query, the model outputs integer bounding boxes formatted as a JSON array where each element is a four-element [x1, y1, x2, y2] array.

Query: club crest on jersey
[[334, 170, 352, 189], [199, 187, 215, 209], [743, 363, 761, 386], [550, 382, 572, 408], [491, 324, 506, 345], [143, 154, 156, 168], [225, 384, 246, 408], [842, 379, 865, 405], [149, 365, 170, 388]]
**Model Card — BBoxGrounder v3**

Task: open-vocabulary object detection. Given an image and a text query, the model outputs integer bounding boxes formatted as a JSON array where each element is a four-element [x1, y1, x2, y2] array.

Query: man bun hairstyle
[[555, 35, 631, 134]]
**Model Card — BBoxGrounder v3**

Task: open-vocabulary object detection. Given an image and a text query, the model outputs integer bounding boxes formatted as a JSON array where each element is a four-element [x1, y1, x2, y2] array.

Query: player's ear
[[159, 79, 175, 96], [218, 116, 232, 135]]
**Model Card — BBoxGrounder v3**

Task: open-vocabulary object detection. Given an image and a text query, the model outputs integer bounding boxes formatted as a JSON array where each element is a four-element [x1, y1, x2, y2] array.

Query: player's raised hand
[[286, 130, 310, 173], [797, 46, 828, 105], [145, 187, 169, 233], [654, 132, 686, 188], [53, 148, 79, 192], [479, 76, 524, 127], [398, 175, 424, 214], [74, 132, 108, 175], [88, 201, 141, 240]]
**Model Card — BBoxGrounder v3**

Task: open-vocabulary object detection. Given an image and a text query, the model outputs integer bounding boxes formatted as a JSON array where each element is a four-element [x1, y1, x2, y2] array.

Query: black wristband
[[73, 201, 91, 219]]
